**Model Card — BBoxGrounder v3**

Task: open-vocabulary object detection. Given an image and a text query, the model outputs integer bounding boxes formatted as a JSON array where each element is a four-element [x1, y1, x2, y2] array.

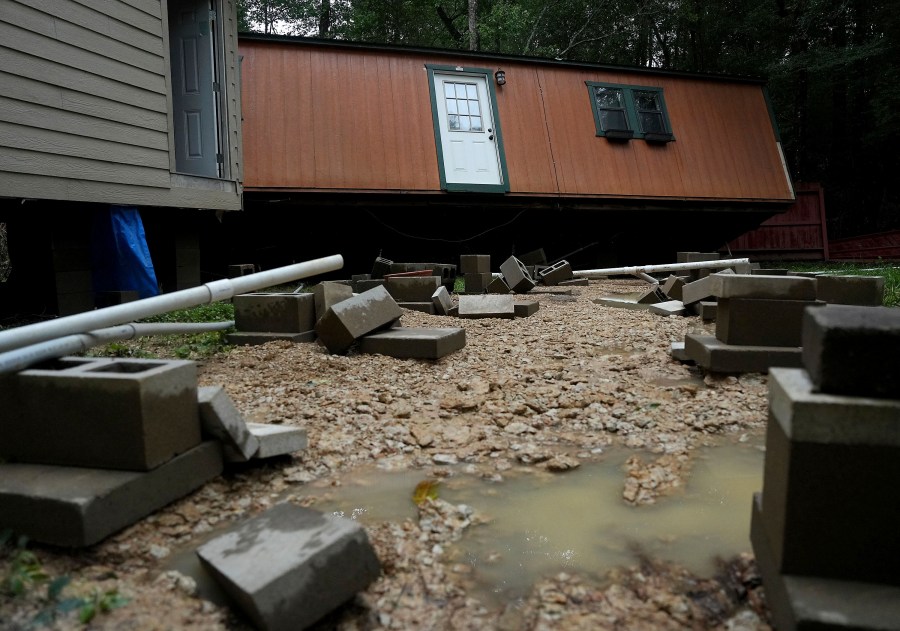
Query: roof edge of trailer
[[238, 32, 768, 85]]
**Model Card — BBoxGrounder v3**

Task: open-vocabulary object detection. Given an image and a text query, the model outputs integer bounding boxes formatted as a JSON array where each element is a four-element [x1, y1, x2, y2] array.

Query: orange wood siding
[[240, 40, 793, 202]]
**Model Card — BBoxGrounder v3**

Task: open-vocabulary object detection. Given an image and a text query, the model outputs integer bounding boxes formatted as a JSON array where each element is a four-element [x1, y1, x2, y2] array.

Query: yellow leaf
[[412, 480, 440, 506]]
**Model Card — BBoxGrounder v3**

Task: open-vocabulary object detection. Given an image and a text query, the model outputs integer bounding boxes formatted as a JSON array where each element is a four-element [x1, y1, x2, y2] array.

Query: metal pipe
[[0, 254, 343, 354], [0, 321, 235, 375], [573, 257, 750, 279]]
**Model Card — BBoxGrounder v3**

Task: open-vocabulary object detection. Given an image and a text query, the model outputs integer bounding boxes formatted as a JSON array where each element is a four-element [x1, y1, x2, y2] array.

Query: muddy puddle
[[167, 439, 764, 607]]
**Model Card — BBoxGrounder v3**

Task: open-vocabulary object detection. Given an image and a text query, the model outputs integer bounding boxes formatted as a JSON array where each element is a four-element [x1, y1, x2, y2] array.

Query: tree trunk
[[468, 0, 479, 51], [319, 0, 331, 37]]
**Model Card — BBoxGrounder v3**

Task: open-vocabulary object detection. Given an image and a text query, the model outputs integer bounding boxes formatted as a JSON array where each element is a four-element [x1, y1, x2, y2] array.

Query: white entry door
[[431, 71, 505, 189]]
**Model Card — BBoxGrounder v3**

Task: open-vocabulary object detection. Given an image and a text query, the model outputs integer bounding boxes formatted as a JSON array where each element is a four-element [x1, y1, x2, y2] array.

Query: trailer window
[[586, 82, 674, 143]]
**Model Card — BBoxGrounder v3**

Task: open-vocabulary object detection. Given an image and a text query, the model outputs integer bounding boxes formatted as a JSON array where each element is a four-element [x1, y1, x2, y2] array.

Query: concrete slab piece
[[802, 305, 900, 398], [463, 272, 491, 294], [0, 441, 223, 547], [684, 334, 803, 373], [246, 423, 308, 458], [670, 341, 691, 362], [234, 293, 316, 334], [514, 301, 539, 317], [558, 278, 588, 286], [751, 493, 900, 631], [710, 274, 817, 300], [226, 331, 316, 346], [0, 357, 200, 471], [398, 302, 436, 315], [313, 282, 354, 323], [592, 298, 650, 311], [716, 298, 824, 347], [458, 294, 515, 319], [314, 285, 403, 354], [197, 386, 259, 462], [359, 327, 465, 359], [196, 503, 381, 631], [499, 256, 536, 293], [432, 286, 452, 316], [649, 300, 686, 317], [459, 255, 490, 274], [385, 276, 441, 302], [816, 275, 885, 306]]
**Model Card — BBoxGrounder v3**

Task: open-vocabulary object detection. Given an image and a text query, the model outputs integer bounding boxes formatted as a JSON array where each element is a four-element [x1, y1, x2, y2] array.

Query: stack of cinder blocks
[[683, 274, 822, 372], [0, 357, 309, 547], [228, 292, 317, 345], [751, 305, 900, 630], [460, 254, 491, 293]]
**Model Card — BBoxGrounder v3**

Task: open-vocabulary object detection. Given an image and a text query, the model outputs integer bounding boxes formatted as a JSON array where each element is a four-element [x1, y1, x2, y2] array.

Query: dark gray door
[[169, 0, 221, 178]]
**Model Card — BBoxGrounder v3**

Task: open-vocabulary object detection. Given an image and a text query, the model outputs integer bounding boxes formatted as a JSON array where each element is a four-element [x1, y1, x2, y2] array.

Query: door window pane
[[444, 80, 487, 133]]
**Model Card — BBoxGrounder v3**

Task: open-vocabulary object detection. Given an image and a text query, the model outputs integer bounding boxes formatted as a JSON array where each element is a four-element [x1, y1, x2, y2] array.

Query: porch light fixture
[[494, 68, 506, 86]]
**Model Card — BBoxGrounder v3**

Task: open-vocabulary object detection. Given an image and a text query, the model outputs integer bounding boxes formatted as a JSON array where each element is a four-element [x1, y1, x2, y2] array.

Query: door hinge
[[216, 153, 224, 164], [209, 10, 217, 20], [213, 81, 220, 92]]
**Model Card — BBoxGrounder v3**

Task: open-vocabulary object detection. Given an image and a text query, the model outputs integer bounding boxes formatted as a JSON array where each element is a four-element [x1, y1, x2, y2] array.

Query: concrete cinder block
[[314, 285, 403, 354], [458, 295, 515, 319], [514, 301, 540, 317], [246, 423, 308, 459], [750, 493, 900, 631], [683, 334, 803, 373], [197, 386, 260, 463], [816, 275, 885, 306], [710, 274, 818, 301], [196, 503, 381, 631], [463, 273, 491, 293], [371, 257, 393, 279], [313, 281, 354, 323], [537, 260, 573, 286], [500, 256, 536, 293], [649, 300, 686, 317], [351, 279, 386, 293], [517, 248, 547, 266], [0, 441, 223, 547], [802, 305, 900, 398], [716, 298, 824, 347], [228, 264, 256, 277], [359, 327, 465, 359], [677, 251, 720, 263], [698, 301, 718, 321], [670, 341, 691, 362], [761, 374, 900, 585], [460, 254, 490, 274], [234, 293, 316, 334], [637, 287, 665, 304], [0, 357, 201, 471], [385, 276, 440, 302], [487, 276, 511, 294], [225, 331, 317, 346], [398, 301, 436, 314], [432, 286, 452, 316], [94, 290, 140, 308], [661, 275, 685, 301]]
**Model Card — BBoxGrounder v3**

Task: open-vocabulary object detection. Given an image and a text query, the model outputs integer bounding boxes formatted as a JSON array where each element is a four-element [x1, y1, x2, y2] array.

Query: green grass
[[137, 301, 234, 324], [782, 262, 900, 307]]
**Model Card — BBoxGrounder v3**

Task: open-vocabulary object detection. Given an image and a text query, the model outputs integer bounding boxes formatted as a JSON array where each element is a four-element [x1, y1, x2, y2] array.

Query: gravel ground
[[1, 279, 773, 630]]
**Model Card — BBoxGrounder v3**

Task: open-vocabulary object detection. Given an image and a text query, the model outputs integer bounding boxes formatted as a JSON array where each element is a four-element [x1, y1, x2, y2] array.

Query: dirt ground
[[0, 279, 773, 630]]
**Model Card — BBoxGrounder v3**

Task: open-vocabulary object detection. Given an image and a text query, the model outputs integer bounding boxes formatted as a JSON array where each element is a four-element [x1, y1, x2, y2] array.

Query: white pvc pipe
[[0, 321, 235, 375], [574, 257, 750, 279], [0, 254, 343, 354]]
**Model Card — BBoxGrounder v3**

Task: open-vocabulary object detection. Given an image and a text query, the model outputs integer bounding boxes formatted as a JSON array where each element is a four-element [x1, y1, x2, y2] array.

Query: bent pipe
[[0, 254, 343, 354]]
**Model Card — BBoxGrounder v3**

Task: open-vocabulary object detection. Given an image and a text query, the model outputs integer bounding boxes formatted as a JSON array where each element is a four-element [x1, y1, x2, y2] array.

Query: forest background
[[237, 0, 899, 239]]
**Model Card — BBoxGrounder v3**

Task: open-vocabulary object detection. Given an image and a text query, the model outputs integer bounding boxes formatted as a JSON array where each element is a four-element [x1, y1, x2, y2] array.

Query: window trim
[[586, 81, 674, 143]]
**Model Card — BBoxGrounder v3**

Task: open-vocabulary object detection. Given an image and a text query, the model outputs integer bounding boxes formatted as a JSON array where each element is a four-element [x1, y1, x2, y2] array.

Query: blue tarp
[[91, 206, 159, 299]]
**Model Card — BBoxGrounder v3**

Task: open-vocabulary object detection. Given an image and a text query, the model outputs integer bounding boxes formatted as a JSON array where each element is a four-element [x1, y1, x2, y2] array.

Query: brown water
[[167, 440, 764, 606]]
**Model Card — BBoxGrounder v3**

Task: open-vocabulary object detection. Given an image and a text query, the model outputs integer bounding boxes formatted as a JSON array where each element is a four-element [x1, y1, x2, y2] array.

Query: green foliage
[[453, 276, 465, 293], [2, 533, 48, 597], [172, 331, 231, 359], [138, 302, 234, 324]]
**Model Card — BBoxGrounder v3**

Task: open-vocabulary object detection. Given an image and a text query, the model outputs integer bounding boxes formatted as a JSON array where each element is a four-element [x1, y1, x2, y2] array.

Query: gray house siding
[[0, 0, 242, 210]]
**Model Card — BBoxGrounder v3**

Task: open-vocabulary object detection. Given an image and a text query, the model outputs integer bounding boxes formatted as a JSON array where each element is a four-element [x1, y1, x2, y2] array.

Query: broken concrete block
[[661, 275, 685, 300], [716, 298, 824, 347], [314, 285, 403, 354], [225, 331, 317, 346], [385, 276, 441, 302], [761, 369, 900, 585], [698, 301, 718, 321], [537, 260, 573, 286], [458, 294, 515, 319], [246, 423, 308, 459], [801, 305, 900, 398], [518, 248, 547, 266], [487, 276, 511, 294], [459, 255, 490, 274], [197, 386, 260, 462], [313, 282, 354, 323], [649, 300, 687, 317], [684, 334, 803, 373], [681, 269, 733, 306], [432, 286, 452, 316], [500, 256, 536, 293], [234, 293, 316, 334], [0, 441, 223, 547], [816, 275, 885, 306], [670, 341, 691, 362], [371, 257, 393, 279], [514, 301, 540, 317], [592, 298, 650, 311], [196, 503, 381, 631], [636, 287, 665, 304], [463, 272, 491, 293], [359, 327, 465, 359], [398, 301, 436, 314], [0, 357, 200, 471], [710, 274, 817, 301]]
